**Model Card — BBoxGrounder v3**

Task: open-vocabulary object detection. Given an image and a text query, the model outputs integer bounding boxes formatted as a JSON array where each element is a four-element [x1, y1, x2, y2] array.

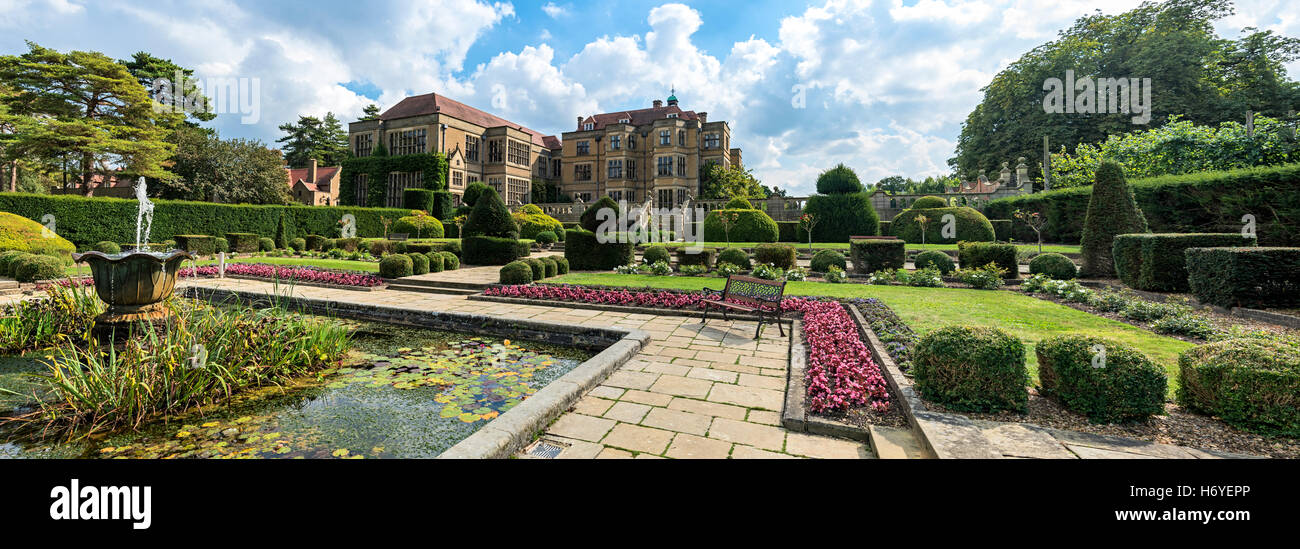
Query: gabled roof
[[286, 166, 340, 193], [380, 93, 550, 147], [542, 135, 562, 149], [578, 105, 699, 132]]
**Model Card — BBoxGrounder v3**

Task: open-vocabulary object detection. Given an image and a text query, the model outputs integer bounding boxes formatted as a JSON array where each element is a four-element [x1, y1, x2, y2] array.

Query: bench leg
[[777, 313, 786, 337], [700, 304, 709, 326], [754, 319, 763, 339]]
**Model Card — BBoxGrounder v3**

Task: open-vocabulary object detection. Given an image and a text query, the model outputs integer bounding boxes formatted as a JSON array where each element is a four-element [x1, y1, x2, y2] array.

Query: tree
[[119, 51, 214, 127], [1014, 209, 1049, 254], [701, 162, 765, 200], [276, 112, 349, 168], [1079, 161, 1149, 277], [0, 42, 180, 196], [816, 164, 863, 194], [360, 104, 381, 121], [161, 125, 290, 204]]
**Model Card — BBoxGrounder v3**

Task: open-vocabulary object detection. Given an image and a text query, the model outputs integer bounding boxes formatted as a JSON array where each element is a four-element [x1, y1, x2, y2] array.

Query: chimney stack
[[577, 116, 584, 129], [308, 158, 318, 183], [653, 99, 663, 108], [698, 112, 708, 123]]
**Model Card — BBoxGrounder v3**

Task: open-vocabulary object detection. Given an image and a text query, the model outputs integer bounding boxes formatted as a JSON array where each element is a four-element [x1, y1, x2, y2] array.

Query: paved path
[[406, 251, 566, 286], [179, 277, 874, 459]]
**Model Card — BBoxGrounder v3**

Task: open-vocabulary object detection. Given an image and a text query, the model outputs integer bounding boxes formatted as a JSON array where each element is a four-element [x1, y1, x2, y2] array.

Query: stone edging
[[221, 274, 386, 292], [181, 286, 650, 459], [779, 318, 871, 442], [468, 294, 794, 326]]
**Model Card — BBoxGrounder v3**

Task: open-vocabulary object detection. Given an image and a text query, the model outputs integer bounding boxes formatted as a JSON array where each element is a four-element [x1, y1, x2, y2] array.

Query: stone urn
[[73, 250, 193, 325]]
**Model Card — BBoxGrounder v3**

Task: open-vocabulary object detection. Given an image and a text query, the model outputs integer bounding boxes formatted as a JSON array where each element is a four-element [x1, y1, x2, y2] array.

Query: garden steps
[[0, 278, 19, 295], [385, 278, 483, 296]]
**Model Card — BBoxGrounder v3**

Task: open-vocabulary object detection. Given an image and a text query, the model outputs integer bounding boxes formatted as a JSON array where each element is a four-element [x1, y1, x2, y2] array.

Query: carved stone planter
[[73, 250, 193, 325]]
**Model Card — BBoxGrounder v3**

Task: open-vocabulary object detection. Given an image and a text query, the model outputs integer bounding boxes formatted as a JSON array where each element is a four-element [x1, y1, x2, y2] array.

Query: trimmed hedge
[[392, 215, 445, 239], [717, 247, 751, 270], [427, 252, 445, 273], [1028, 253, 1077, 280], [990, 219, 1012, 241], [911, 196, 947, 209], [754, 243, 796, 269], [579, 196, 620, 233], [13, 254, 65, 282], [809, 249, 846, 272], [776, 221, 811, 243], [225, 233, 260, 253], [891, 207, 995, 245], [1114, 233, 1254, 292], [878, 220, 891, 237], [1185, 247, 1300, 308], [914, 250, 955, 274], [304, 235, 327, 251], [958, 241, 1018, 278], [676, 246, 718, 269], [1178, 338, 1300, 436], [258, 237, 275, 252], [289, 238, 306, 252], [215, 237, 229, 254], [803, 192, 879, 242], [403, 189, 435, 211], [438, 251, 459, 270], [500, 261, 533, 284], [554, 256, 569, 274], [565, 229, 634, 271], [0, 250, 30, 277], [408, 253, 430, 275], [462, 235, 521, 266], [0, 211, 75, 264], [702, 209, 779, 243], [379, 255, 413, 278], [850, 239, 905, 274], [462, 190, 518, 239], [913, 325, 1029, 413], [174, 235, 217, 256], [540, 257, 558, 278], [643, 245, 671, 265], [1036, 335, 1167, 423], [524, 258, 545, 280], [93, 241, 121, 254]]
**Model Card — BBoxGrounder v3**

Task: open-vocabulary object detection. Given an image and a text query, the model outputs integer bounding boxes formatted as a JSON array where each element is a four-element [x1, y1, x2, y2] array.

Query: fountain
[[73, 178, 192, 326]]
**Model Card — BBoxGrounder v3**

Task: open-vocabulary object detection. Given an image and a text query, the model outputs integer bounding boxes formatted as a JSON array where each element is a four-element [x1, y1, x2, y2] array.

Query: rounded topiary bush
[[579, 196, 620, 233], [439, 251, 460, 270], [815, 163, 864, 195], [892, 207, 994, 244], [754, 243, 796, 269], [93, 241, 121, 254], [725, 196, 754, 209], [462, 182, 493, 207], [500, 261, 533, 285], [0, 250, 30, 277], [1029, 253, 1078, 280], [215, 237, 229, 254], [379, 254, 413, 279], [717, 247, 751, 270], [524, 258, 546, 280], [408, 253, 430, 275], [0, 211, 75, 265], [702, 209, 779, 243], [554, 256, 569, 275], [913, 325, 1029, 413], [643, 245, 671, 265], [534, 231, 558, 245], [911, 196, 948, 209], [1036, 335, 1166, 423], [513, 209, 564, 240], [13, 254, 66, 282], [541, 257, 558, 278], [289, 238, 306, 253], [1177, 338, 1300, 436], [803, 193, 879, 242], [393, 215, 445, 239], [463, 190, 520, 239], [810, 250, 846, 272], [914, 250, 955, 274], [259, 237, 275, 252], [426, 252, 445, 273], [307, 235, 329, 251]]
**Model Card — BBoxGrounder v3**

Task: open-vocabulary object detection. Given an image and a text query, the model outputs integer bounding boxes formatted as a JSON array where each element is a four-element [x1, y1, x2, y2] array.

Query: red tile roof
[[542, 135, 562, 149], [381, 93, 552, 147], [286, 166, 340, 193], [579, 105, 699, 131]]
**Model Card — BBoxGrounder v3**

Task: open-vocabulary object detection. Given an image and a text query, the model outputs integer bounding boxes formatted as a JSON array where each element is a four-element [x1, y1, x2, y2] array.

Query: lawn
[[545, 273, 1193, 394], [646, 241, 1081, 254]]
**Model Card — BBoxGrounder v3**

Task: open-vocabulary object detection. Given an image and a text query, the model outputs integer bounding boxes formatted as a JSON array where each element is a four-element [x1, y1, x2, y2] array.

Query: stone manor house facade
[[347, 92, 741, 209]]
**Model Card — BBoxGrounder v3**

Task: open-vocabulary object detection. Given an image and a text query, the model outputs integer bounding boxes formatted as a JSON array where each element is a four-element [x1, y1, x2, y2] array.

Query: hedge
[[702, 209, 779, 243], [436, 251, 458, 270], [990, 219, 1011, 241], [392, 215, 445, 239], [849, 239, 904, 274], [913, 325, 1029, 413], [93, 241, 121, 254], [524, 258, 545, 281], [554, 256, 569, 275], [717, 247, 751, 270], [379, 255, 413, 278], [878, 220, 891, 237], [1178, 338, 1300, 436], [1037, 335, 1166, 423], [403, 189, 435, 212], [565, 229, 634, 271], [174, 235, 217, 256], [1114, 233, 1255, 292], [986, 163, 1300, 246], [676, 246, 718, 269], [0, 193, 412, 249], [1028, 253, 1077, 280], [339, 152, 449, 208], [776, 221, 809, 243], [0, 250, 30, 276], [579, 196, 619, 233], [408, 252, 430, 275], [0, 211, 74, 264], [540, 257, 558, 278], [753, 243, 796, 269], [891, 207, 995, 245], [913, 250, 955, 274], [226, 232, 260, 253], [500, 261, 533, 284], [13, 254, 65, 282], [803, 192, 879, 242], [643, 245, 672, 265], [427, 252, 445, 273], [809, 250, 846, 272], [462, 235, 520, 266], [911, 196, 947, 209], [1185, 247, 1300, 308], [304, 235, 327, 251], [958, 241, 1018, 278]]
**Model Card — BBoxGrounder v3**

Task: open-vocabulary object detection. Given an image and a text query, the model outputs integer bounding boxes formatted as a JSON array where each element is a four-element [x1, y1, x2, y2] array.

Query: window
[[609, 190, 623, 201], [388, 129, 427, 156], [508, 139, 529, 166], [575, 163, 592, 181], [658, 188, 675, 209], [354, 134, 373, 157], [386, 172, 424, 208], [576, 141, 590, 155], [506, 177, 530, 205], [628, 135, 637, 150], [657, 156, 673, 177], [627, 159, 637, 181], [452, 171, 464, 188], [608, 159, 623, 179], [468, 175, 480, 185], [659, 130, 670, 145], [465, 136, 480, 162], [577, 192, 592, 202], [618, 118, 630, 124], [667, 113, 679, 119], [583, 123, 594, 131], [678, 130, 686, 146], [610, 135, 621, 150], [551, 159, 561, 178], [677, 189, 689, 205], [677, 156, 686, 177], [704, 133, 720, 149], [487, 139, 504, 163], [355, 174, 369, 204]]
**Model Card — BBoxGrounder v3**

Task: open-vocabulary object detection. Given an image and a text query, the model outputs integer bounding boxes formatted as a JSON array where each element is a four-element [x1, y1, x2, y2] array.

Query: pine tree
[[1079, 160, 1149, 277], [360, 104, 381, 121]]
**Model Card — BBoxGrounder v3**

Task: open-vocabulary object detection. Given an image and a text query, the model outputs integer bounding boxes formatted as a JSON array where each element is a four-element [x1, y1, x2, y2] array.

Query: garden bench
[[700, 275, 787, 339], [387, 233, 409, 241]]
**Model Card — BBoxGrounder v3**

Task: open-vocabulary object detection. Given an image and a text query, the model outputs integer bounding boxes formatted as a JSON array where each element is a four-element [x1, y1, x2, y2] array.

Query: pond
[[0, 320, 592, 459]]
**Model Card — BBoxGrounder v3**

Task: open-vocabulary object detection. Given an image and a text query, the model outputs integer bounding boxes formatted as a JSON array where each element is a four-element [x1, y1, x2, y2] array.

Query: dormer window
[[583, 123, 594, 131], [667, 113, 678, 119], [618, 118, 630, 124]]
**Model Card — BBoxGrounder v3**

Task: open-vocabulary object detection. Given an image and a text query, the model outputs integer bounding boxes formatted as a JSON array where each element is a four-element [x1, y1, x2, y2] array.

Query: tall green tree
[[120, 51, 215, 126], [700, 162, 765, 200], [360, 104, 381, 121], [0, 42, 180, 196], [277, 112, 349, 168], [161, 125, 290, 205]]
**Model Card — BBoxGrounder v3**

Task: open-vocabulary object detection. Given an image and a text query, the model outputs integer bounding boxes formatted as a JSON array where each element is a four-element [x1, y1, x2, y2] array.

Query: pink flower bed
[[178, 263, 385, 288], [483, 284, 890, 413]]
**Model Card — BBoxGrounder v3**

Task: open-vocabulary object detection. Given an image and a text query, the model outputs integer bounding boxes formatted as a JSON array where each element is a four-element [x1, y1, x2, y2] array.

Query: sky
[[2, 0, 1298, 195]]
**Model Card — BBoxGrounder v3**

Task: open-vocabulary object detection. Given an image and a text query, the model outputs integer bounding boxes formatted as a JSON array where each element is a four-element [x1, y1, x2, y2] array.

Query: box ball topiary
[[579, 196, 620, 233], [0, 250, 30, 277], [717, 247, 751, 270], [913, 325, 1029, 413], [500, 261, 533, 284], [258, 237, 275, 252], [513, 209, 565, 240], [392, 215, 445, 239], [288, 238, 306, 253], [541, 257, 558, 278], [1036, 335, 1166, 423], [13, 254, 66, 282], [93, 241, 122, 254], [426, 251, 445, 273], [524, 258, 546, 280], [892, 207, 994, 245], [913, 250, 955, 274], [407, 253, 430, 275], [753, 243, 796, 269], [643, 245, 672, 265], [438, 251, 460, 270], [214, 237, 229, 254], [379, 254, 413, 278], [535, 231, 558, 245], [911, 196, 948, 209], [554, 256, 569, 275], [725, 196, 754, 209], [702, 209, 779, 243], [1177, 338, 1300, 436], [462, 182, 493, 207], [810, 250, 847, 272], [1029, 253, 1078, 280]]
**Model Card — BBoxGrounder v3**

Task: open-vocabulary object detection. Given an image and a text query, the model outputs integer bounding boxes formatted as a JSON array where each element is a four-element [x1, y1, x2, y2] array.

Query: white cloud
[[541, 2, 568, 18]]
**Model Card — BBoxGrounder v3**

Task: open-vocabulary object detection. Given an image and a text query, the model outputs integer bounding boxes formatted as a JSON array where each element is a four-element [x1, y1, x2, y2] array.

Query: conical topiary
[[1079, 160, 1149, 277], [579, 196, 620, 233], [275, 214, 288, 249], [462, 188, 519, 239]]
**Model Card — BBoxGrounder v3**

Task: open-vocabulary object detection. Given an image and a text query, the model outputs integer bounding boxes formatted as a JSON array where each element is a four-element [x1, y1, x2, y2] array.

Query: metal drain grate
[[525, 440, 568, 459]]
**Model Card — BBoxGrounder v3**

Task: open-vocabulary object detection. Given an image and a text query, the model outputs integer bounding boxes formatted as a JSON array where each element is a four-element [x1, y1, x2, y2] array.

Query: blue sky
[[2, 0, 1298, 195]]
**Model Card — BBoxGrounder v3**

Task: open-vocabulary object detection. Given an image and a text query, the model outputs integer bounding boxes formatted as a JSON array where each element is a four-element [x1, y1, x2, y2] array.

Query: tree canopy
[[161, 126, 290, 205], [277, 112, 349, 168], [700, 162, 766, 200]]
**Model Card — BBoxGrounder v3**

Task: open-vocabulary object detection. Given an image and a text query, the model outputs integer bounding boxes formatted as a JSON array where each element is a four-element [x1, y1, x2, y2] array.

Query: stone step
[[385, 283, 479, 296], [868, 425, 934, 459], [386, 277, 489, 291]]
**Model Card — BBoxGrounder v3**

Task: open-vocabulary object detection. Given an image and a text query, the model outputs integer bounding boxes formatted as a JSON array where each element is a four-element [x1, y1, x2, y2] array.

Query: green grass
[[545, 273, 1192, 395], [645, 241, 1081, 254]]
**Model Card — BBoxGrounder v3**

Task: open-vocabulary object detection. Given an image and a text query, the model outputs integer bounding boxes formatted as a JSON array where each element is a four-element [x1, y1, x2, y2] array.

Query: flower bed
[[851, 298, 917, 373], [179, 263, 385, 288], [483, 284, 891, 413]]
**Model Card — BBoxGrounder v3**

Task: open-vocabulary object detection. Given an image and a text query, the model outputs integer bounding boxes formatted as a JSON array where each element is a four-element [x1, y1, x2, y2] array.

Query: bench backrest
[[387, 233, 409, 241], [722, 275, 786, 308]]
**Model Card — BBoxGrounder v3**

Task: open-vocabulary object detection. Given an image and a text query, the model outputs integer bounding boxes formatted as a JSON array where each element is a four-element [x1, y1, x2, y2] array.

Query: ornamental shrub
[[725, 196, 753, 209], [717, 247, 751, 270], [512, 209, 564, 240], [643, 245, 672, 265], [225, 233, 260, 253], [403, 189, 436, 212], [408, 253, 430, 275], [499, 261, 533, 284], [824, 265, 848, 283], [440, 240, 461, 256], [849, 239, 905, 274], [750, 263, 784, 280], [517, 240, 533, 258], [534, 231, 558, 245], [554, 256, 569, 275], [0, 250, 30, 277], [957, 241, 1018, 278], [392, 215, 445, 239], [913, 325, 1029, 413], [1028, 253, 1077, 280], [1080, 161, 1149, 277], [427, 252, 445, 273], [437, 251, 458, 270], [13, 254, 66, 282], [93, 241, 121, 254], [675, 246, 717, 269], [463, 190, 519, 239], [803, 193, 879, 242], [258, 237, 275, 252], [524, 258, 546, 280], [379, 254, 413, 279], [1114, 233, 1255, 292], [892, 207, 995, 245], [956, 263, 1006, 290], [541, 257, 558, 278], [913, 250, 955, 274], [702, 209, 779, 243], [305, 235, 327, 251], [1178, 338, 1300, 436], [810, 249, 847, 272], [0, 211, 75, 265], [462, 182, 493, 207], [1036, 335, 1166, 423], [289, 238, 306, 253], [815, 163, 864, 194], [214, 237, 229, 254], [175, 235, 217, 256], [565, 229, 634, 271], [754, 243, 796, 269], [911, 196, 948, 209], [879, 220, 892, 236], [990, 220, 1012, 241], [367, 239, 389, 257], [1185, 247, 1300, 308], [463, 235, 521, 266], [579, 196, 620, 233]]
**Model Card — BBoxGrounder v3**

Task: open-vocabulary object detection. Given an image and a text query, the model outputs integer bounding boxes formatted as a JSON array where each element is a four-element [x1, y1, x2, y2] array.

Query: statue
[[134, 177, 155, 252]]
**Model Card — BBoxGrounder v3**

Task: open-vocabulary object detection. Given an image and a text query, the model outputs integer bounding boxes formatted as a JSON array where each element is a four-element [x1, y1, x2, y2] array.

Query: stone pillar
[[999, 162, 1011, 185], [1016, 157, 1030, 192]]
